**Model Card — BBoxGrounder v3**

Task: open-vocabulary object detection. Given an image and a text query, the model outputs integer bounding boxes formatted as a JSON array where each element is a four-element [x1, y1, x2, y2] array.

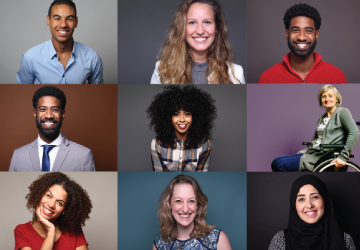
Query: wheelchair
[[303, 122, 360, 172]]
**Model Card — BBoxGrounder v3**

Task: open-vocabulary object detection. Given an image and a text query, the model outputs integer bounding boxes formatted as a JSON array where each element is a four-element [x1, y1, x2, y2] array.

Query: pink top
[[14, 221, 88, 250]]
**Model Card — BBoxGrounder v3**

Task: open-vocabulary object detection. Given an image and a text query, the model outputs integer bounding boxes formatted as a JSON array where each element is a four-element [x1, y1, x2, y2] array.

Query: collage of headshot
[[0, 0, 359, 249]]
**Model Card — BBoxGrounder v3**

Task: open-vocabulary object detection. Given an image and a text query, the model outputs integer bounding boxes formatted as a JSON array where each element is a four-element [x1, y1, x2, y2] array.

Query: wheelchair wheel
[[313, 159, 360, 172]]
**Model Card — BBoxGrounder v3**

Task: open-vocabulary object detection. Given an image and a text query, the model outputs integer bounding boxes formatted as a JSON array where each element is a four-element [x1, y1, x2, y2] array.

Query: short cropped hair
[[48, 0, 77, 17], [32, 86, 67, 110], [284, 3, 321, 30], [318, 84, 342, 107], [157, 175, 214, 241]]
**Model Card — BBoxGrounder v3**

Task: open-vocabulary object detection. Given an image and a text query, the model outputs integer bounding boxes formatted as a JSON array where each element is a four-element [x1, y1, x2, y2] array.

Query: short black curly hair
[[32, 86, 67, 110], [146, 85, 217, 149], [48, 0, 77, 18], [26, 173, 92, 235], [283, 3, 321, 30]]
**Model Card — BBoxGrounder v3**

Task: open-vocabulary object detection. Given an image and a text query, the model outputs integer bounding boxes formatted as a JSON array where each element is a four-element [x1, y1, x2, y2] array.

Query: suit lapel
[[52, 136, 70, 172], [29, 139, 40, 171]]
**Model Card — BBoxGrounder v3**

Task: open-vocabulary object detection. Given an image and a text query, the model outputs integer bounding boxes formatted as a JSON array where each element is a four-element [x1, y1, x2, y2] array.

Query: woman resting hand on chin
[[14, 172, 92, 250]]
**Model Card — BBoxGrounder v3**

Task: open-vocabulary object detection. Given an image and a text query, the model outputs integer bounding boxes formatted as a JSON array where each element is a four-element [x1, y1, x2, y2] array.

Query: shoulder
[[228, 63, 245, 84], [201, 139, 212, 148], [336, 107, 354, 119], [344, 232, 356, 250], [66, 139, 92, 154], [151, 138, 159, 150], [74, 41, 102, 60], [200, 228, 223, 249], [258, 62, 285, 83], [14, 222, 32, 233], [13, 140, 35, 154], [268, 231, 285, 250], [154, 236, 171, 249], [151, 61, 161, 84], [318, 60, 345, 75], [23, 41, 49, 57]]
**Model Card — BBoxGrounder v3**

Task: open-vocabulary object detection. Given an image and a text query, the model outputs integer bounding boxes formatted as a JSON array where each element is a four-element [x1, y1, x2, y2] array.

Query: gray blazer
[[9, 136, 95, 171], [299, 107, 359, 171]]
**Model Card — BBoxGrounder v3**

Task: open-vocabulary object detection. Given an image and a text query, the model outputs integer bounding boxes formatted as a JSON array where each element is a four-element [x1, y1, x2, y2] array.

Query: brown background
[[0, 85, 117, 171]]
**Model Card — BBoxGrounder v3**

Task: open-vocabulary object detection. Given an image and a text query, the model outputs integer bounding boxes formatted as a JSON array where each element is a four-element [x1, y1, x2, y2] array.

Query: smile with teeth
[[295, 43, 309, 48], [179, 214, 191, 218], [305, 210, 317, 216], [43, 206, 55, 215], [178, 124, 188, 129], [193, 37, 208, 42]]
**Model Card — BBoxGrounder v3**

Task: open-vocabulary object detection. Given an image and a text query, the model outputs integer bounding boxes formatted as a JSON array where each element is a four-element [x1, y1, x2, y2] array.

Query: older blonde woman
[[152, 175, 231, 249], [272, 84, 359, 172]]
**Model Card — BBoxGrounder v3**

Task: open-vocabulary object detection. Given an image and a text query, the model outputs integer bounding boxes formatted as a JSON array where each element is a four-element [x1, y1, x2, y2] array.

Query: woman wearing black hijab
[[268, 175, 356, 250]]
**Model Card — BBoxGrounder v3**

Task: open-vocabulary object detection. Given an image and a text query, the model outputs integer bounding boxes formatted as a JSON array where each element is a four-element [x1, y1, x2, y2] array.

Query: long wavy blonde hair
[[157, 175, 214, 241], [157, 0, 239, 84]]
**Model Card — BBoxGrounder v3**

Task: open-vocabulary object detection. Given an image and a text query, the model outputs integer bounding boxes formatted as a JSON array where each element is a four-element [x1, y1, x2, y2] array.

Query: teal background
[[118, 172, 247, 249]]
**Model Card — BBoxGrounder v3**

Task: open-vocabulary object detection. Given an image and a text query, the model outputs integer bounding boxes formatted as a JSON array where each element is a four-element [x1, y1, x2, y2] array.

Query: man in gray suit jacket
[[9, 86, 95, 171]]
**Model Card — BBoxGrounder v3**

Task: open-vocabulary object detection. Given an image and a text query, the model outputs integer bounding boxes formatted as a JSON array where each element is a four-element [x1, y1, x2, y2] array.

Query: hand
[[330, 158, 346, 168], [36, 206, 55, 234]]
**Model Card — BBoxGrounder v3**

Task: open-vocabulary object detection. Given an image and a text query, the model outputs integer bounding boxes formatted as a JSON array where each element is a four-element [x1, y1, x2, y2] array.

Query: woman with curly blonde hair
[[14, 172, 92, 250], [153, 175, 232, 249], [150, 0, 245, 84]]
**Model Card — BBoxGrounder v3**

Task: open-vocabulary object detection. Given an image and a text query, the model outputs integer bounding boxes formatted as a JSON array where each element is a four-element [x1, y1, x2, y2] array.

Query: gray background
[[247, 84, 360, 171], [0, 0, 117, 84], [118, 0, 246, 84], [247, 0, 360, 83], [247, 173, 360, 250], [0, 172, 117, 249], [118, 85, 247, 171], [118, 172, 247, 249]]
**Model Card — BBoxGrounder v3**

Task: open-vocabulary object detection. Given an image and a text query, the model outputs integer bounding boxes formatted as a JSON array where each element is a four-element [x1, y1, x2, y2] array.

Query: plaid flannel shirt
[[151, 138, 212, 171]]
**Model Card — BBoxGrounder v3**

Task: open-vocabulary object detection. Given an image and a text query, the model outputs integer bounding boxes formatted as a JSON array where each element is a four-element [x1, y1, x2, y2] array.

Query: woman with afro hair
[[150, 0, 245, 84], [14, 172, 92, 250], [147, 85, 217, 171]]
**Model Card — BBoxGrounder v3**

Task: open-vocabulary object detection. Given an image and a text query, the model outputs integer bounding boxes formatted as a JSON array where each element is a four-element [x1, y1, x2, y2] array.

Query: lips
[[43, 206, 55, 216], [57, 30, 69, 36], [294, 42, 310, 49], [41, 120, 57, 128], [304, 210, 317, 217], [178, 213, 192, 219], [193, 37, 208, 43], [178, 124, 187, 129]]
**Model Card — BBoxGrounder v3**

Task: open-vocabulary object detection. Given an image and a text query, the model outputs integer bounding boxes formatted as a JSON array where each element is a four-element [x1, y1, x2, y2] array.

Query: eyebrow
[[291, 26, 314, 30], [38, 106, 61, 109], [47, 190, 66, 203], [297, 192, 319, 197], [52, 14, 75, 19]]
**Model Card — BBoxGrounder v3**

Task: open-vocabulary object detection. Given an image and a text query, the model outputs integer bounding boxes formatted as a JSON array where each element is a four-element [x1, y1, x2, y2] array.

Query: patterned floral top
[[154, 228, 221, 250], [268, 231, 356, 250]]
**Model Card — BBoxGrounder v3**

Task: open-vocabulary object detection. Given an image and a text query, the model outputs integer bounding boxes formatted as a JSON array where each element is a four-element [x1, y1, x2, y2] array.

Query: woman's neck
[[190, 49, 208, 64], [176, 222, 195, 241], [326, 106, 337, 118]]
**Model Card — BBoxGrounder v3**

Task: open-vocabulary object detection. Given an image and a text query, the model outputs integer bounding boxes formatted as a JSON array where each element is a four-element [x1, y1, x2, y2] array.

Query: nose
[[196, 23, 204, 35], [305, 199, 314, 208], [59, 18, 67, 28], [44, 109, 54, 119], [182, 202, 189, 213], [48, 198, 56, 208], [297, 30, 306, 41], [179, 113, 185, 122]]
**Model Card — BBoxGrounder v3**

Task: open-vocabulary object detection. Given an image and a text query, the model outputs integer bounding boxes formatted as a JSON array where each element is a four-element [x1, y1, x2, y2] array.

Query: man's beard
[[287, 38, 317, 59], [36, 116, 63, 139]]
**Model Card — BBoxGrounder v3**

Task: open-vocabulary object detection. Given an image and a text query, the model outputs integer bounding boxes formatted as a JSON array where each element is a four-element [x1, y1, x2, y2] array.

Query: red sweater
[[258, 52, 347, 83], [14, 222, 88, 250]]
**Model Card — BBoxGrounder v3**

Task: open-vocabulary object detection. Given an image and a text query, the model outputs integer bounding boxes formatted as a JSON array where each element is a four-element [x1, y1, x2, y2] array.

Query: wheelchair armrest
[[320, 144, 345, 150], [302, 142, 311, 146]]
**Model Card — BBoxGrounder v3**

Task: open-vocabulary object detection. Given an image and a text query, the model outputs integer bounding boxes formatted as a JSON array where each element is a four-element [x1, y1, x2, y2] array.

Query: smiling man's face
[[34, 96, 65, 141], [286, 16, 319, 59], [47, 4, 78, 44]]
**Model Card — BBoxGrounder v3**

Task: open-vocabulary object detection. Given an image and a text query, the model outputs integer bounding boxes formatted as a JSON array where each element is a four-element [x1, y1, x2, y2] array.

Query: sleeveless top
[[154, 228, 221, 250]]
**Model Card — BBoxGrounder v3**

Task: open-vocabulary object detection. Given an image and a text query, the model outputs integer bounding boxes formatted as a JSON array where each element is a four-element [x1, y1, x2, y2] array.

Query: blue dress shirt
[[17, 39, 103, 84]]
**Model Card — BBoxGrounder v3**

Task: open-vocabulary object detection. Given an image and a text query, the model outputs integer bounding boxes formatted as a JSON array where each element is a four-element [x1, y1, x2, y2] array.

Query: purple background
[[247, 84, 360, 171]]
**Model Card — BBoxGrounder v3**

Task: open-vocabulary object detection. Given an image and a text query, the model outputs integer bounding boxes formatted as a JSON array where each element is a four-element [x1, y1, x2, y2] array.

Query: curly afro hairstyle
[[26, 172, 92, 235], [283, 3, 321, 30], [146, 85, 217, 149], [33, 86, 67, 111]]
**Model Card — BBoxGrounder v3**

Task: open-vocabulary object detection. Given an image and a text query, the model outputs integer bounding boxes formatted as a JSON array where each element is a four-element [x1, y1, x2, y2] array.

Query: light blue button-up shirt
[[17, 39, 103, 84]]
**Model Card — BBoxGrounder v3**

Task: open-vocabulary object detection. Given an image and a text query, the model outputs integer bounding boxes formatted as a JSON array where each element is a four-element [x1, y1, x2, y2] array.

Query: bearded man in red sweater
[[259, 3, 347, 84]]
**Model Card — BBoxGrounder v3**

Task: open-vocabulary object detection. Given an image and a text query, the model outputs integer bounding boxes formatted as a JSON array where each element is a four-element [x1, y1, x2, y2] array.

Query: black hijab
[[284, 175, 346, 250]]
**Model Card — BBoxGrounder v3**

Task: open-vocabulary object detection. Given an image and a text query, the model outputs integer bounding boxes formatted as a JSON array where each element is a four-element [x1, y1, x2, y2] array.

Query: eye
[[58, 202, 64, 206], [204, 20, 212, 25], [173, 113, 179, 117], [40, 108, 46, 112], [189, 199, 196, 203], [185, 112, 191, 116], [46, 194, 51, 198], [175, 199, 182, 204], [188, 21, 196, 25], [52, 108, 59, 112], [298, 198, 305, 202], [312, 195, 319, 200]]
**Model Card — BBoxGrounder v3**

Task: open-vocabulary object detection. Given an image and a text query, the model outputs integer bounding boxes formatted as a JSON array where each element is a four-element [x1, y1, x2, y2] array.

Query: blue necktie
[[41, 145, 56, 171]]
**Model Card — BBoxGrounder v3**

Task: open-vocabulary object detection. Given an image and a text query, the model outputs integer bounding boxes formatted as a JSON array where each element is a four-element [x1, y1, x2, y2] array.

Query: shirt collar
[[38, 132, 63, 146], [48, 39, 77, 60], [283, 52, 322, 67]]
